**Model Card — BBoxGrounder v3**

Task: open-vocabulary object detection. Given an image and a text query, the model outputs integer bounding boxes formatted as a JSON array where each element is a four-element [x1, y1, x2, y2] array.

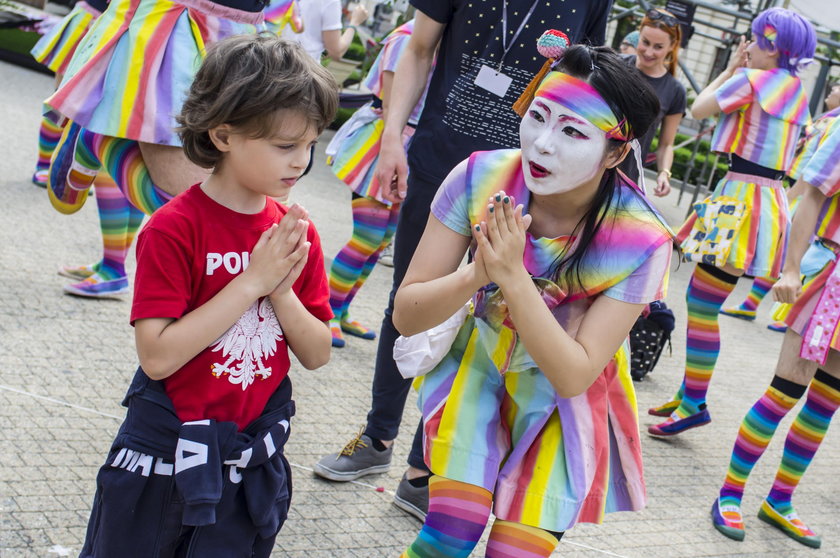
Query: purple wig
[[751, 7, 817, 75]]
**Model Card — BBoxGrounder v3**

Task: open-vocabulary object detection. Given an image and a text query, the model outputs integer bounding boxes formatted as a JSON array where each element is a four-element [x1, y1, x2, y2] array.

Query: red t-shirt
[[131, 185, 332, 430]]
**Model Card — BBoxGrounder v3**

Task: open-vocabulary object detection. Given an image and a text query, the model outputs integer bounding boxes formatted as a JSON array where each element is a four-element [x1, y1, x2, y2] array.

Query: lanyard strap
[[499, 0, 541, 70]]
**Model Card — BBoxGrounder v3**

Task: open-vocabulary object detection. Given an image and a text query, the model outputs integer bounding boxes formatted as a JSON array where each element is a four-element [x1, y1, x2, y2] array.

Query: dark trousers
[[80, 454, 279, 558], [364, 171, 440, 471]]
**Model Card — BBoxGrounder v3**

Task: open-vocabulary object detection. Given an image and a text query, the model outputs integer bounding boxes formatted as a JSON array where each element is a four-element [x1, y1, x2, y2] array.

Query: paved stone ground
[[2, 58, 840, 558]]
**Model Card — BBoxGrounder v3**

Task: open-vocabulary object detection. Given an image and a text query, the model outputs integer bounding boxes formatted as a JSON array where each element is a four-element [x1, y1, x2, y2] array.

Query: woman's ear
[[208, 124, 234, 153], [605, 142, 632, 169]]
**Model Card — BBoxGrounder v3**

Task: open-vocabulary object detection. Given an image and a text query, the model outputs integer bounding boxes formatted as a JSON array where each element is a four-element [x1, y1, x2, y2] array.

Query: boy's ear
[[605, 142, 632, 169], [208, 124, 234, 153]]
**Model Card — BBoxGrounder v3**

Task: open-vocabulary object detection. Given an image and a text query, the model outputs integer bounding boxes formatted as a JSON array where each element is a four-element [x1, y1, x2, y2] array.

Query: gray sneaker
[[379, 243, 394, 268], [392, 474, 428, 522], [313, 429, 392, 481]]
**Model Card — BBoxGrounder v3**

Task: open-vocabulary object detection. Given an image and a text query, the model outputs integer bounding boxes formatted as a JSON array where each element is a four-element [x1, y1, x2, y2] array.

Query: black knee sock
[[697, 263, 740, 285]]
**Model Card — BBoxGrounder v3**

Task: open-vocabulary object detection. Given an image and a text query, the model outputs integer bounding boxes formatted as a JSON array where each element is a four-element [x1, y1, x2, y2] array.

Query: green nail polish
[[475, 224, 481, 231], [503, 196, 509, 204], [495, 194, 502, 202], [489, 206, 494, 213]]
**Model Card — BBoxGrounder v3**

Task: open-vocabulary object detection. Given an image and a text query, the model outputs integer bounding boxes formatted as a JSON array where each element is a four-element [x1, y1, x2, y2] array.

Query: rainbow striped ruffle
[[711, 68, 810, 172], [46, 0, 262, 146], [327, 104, 414, 204], [744, 68, 810, 126], [264, 0, 301, 34], [31, 1, 101, 75]]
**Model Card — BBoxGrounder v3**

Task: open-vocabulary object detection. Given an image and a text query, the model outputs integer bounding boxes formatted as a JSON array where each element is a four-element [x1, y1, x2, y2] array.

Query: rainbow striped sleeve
[[603, 241, 671, 303], [362, 20, 414, 96], [380, 28, 410, 73], [361, 20, 429, 123], [806, 117, 840, 197], [791, 108, 840, 179], [715, 69, 753, 114], [430, 158, 473, 236], [709, 71, 753, 158]]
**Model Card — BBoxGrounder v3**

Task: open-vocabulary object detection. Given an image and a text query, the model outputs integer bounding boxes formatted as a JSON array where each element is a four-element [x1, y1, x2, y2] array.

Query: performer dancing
[[325, 19, 430, 348], [649, 8, 816, 436], [720, 83, 840, 332], [44, 0, 267, 219], [710, 109, 840, 550], [394, 34, 671, 557], [29, 0, 147, 297]]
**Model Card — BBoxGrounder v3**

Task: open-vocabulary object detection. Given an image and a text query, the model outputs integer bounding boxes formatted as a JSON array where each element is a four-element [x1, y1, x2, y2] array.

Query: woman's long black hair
[[544, 45, 660, 293]]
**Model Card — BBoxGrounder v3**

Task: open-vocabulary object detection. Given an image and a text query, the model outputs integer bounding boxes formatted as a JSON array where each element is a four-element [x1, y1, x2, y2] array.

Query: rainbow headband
[[534, 71, 631, 141]]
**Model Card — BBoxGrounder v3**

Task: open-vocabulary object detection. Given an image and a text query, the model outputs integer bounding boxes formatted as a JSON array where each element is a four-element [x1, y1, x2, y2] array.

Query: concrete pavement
[[1, 58, 839, 557]]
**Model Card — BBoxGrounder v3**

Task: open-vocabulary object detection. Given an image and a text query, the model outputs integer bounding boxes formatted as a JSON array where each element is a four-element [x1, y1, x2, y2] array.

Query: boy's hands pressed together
[[246, 203, 311, 298], [270, 231, 310, 297]]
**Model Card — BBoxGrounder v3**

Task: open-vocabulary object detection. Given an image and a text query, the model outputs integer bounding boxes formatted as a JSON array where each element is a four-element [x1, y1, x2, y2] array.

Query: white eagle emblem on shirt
[[210, 298, 284, 390]]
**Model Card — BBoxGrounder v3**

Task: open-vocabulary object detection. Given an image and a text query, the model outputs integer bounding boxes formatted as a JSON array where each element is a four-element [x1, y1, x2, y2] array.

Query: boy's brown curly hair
[[177, 33, 339, 169]]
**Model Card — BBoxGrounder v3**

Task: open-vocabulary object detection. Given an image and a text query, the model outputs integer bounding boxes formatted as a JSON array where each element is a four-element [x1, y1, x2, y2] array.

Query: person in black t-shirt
[[620, 8, 686, 197], [313, 0, 613, 521]]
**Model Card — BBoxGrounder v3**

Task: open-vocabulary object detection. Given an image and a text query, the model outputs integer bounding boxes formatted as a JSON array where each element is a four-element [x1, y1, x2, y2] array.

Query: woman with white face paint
[[392, 32, 671, 557]]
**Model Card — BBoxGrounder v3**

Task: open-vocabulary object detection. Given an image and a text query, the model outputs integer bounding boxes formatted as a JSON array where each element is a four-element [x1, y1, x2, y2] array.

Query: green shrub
[[649, 131, 727, 186], [345, 39, 366, 62]]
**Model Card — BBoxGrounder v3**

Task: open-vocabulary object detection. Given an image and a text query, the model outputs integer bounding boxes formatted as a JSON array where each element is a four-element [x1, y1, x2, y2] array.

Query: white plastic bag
[[393, 303, 470, 379]]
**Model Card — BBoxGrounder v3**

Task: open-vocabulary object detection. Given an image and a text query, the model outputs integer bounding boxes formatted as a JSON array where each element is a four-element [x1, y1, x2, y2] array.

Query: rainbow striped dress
[[46, 0, 264, 146], [327, 20, 431, 205], [780, 116, 840, 361], [416, 149, 673, 531], [677, 68, 811, 277]]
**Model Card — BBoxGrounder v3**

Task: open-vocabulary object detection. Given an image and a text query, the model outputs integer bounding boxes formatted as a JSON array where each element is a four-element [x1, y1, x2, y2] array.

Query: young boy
[[79, 34, 338, 557]]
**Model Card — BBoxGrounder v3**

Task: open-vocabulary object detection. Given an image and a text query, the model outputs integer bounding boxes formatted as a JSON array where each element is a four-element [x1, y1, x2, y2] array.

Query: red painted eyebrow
[[558, 115, 587, 125], [534, 101, 588, 126]]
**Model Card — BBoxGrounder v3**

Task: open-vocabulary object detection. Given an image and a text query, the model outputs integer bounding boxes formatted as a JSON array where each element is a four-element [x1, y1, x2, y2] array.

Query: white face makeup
[[519, 97, 609, 196]]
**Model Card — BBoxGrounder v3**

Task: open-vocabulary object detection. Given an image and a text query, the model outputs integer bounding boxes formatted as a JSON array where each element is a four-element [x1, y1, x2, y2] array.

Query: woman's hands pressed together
[[472, 190, 533, 290]]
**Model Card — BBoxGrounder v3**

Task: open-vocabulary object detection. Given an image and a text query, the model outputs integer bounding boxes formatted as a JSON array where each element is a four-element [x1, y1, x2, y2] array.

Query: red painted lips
[[529, 161, 550, 178]]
